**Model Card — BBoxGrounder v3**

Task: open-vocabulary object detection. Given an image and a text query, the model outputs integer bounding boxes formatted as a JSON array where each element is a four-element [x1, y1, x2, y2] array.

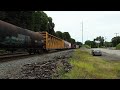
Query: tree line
[[0, 11, 82, 46], [85, 36, 120, 48]]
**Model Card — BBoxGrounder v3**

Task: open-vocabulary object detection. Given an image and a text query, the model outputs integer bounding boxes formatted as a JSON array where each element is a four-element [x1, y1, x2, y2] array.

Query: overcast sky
[[44, 11, 120, 43]]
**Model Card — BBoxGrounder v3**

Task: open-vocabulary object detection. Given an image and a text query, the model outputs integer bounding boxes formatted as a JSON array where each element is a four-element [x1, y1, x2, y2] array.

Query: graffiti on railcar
[[0, 34, 31, 47]]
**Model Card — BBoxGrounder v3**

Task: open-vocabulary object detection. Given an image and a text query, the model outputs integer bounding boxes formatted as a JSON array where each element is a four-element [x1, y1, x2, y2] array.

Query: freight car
[[64, 40, 71, 49], [71, 44, 76, 49], [0, 20, 44, 54], [40, 32, 64, 50], [76, 45, 79, 48], [71, 44, 79, 49], [0, 20, 74, 54], [40, 32, 72, 50]]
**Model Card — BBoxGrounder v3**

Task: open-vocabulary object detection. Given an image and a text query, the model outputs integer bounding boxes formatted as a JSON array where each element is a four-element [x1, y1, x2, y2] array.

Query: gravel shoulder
[[0, 49, 74, 79]]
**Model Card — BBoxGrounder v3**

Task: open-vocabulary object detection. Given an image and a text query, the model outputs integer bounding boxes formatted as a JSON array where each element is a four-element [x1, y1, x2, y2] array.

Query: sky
[[44, 11, 120, 43]]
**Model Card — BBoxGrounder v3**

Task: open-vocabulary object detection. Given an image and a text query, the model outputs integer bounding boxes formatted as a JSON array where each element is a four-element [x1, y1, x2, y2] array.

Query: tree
[[94, 36, 104, 47], [32, 11, 49, 32], [111, 36, 120, 47], [0, 11, 77, 43], [71, 38, 76, 44], [32, 12, 56, 35], [63, 32, 71, 42], [76, 42, 82, 47], [90, 41, 97, 48], [0, 11, 34, 30], [104, 41, 112, 47], [48, 17, 56, 35], [85, 40, 97, 48], [56, 31, 76, 44], [56, 31, 63, 39], [0, 11, 56, 34], [85, 40, 91, 47]]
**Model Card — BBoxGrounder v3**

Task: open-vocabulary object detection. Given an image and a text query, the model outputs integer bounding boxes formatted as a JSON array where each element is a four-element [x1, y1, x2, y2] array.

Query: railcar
[[76, 45, 79, 48], [40, 32, 64, 50], [0, 20, 75, 54], [64, 40, 71, 49], [0, 20, 44, 54]]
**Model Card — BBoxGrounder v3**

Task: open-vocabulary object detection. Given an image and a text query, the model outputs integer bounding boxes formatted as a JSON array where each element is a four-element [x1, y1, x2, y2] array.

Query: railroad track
[[0, 49, 73, 63], [0, 53, 30, 62], [0, 52, 27, 56]]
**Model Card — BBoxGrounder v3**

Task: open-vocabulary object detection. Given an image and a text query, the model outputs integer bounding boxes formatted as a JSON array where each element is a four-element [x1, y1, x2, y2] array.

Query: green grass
[[58, 49, 120, 79], [83, 45, 91, 49], [116, 43, 120, 50]]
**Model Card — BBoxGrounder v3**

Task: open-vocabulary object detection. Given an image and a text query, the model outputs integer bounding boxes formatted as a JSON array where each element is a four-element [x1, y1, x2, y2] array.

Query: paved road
[[90, 48, 120, 60]]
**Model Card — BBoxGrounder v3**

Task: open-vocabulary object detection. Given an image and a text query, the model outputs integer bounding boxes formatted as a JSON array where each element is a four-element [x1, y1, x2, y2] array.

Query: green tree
[[63, 32, 71, 42], [104, 41, 112, 47], [0, 11, 57, 36], [56, 31, 63, 39], [48, 17, 56, 35], [111, 36, 120, 47], [76, 41, 82, 47], [32, 11, 49, 32], [85, 40, 91, 47], [90, 41, 97, 48], [85, 40, 97, 48], [0, 11, 34, 30], [94, 36, 104, 47], [71, 38, 76, 44]]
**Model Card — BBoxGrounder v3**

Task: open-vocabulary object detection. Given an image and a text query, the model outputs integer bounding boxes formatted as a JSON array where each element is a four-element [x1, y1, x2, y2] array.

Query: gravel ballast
[[0, 49, 74, 79]]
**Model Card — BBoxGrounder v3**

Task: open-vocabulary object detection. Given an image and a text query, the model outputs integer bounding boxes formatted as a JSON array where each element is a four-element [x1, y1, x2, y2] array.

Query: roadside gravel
[[0, 49, 74, 79]]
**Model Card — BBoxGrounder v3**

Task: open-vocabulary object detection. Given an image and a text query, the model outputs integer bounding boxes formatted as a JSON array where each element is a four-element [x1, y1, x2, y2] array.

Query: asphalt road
[[90, 48, 120, 61]]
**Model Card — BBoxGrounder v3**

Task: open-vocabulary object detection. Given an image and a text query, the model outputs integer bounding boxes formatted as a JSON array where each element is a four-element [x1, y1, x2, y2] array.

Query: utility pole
[[115, 33, 119, 37], [104, 37, 107, 48], [82, 21, 83, 44]]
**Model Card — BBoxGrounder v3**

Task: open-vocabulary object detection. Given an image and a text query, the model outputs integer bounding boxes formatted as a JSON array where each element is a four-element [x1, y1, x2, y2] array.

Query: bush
[[101, 46, 105, 48], [116, 43, 120, 50], [83, 45, 91, 49]]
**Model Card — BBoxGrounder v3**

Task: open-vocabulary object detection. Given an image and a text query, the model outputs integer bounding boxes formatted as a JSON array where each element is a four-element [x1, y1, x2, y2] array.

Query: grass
[[116, 43, 120, 50], [83, 45, 91, 49], [58, 49, 120, 79]]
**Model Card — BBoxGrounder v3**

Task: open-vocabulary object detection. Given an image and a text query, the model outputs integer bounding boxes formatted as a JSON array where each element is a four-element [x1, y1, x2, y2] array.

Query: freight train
[[0, 20, 79, 54]]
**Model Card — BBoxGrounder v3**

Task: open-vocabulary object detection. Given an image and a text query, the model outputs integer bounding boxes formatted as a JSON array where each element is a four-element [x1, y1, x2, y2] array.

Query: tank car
[[0, 20, 44, 54]]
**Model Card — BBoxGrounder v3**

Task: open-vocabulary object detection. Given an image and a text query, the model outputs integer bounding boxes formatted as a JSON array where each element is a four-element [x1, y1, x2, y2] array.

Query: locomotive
[[0, 20, 78, 54]]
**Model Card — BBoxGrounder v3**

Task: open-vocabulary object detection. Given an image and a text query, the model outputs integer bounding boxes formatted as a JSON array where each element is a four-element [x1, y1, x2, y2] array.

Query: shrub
[[101, 46, 105, 48], [116, 43, 120, 50], [83, 45, 91, 49]]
